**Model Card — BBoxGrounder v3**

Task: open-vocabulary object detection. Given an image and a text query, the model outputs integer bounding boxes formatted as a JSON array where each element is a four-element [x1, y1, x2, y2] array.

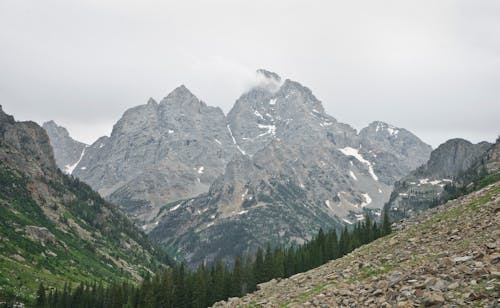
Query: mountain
[[42, 120, 87, 174], [0, 106, 162, 303], [43, 70, 431, 266], [385, 138, 494, 221], [70, 86, 236, 223], [214, 181, 500, 307], [147, 70, 432, 266]]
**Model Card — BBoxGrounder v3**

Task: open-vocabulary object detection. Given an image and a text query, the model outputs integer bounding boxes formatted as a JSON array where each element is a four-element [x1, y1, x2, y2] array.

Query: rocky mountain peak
[[385, 138, 494, 221], [366, 121, 401, 137], [43, 120, 71, 138], [161, 84, 204, 108], [1, 108, 57, 177], [146, 97, 158, 106], [256, 69, 281, 82], [421, 138, 492, 179], [0, 105, 15, 131], [42, 120, 87, 174]]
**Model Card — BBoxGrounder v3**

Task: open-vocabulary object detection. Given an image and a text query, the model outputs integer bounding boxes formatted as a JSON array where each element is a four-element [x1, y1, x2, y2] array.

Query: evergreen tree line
[[33, 213, 391, 308]]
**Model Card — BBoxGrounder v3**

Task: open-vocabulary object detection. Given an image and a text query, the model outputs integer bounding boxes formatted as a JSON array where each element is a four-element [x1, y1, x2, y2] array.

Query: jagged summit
[[146, 97, 158, 106], [42, 120, 87, 174], [364, 121, 402, 137], [256, 69, 281, 82], [160, 84, 208, 109]]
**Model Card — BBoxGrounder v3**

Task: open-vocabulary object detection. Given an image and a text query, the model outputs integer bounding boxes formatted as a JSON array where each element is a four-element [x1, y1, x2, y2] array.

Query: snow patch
[[257, 124, 276, 137], [254, 110, 264, 120], [376, 122, 399, 137], [197, 166, 204, 174], [237, 210, 248, 215], [214, 138, 222, 145], [325, 200, 331, 208], [168, 129, 174, 134], [360, 193, 372, 207], [269, 98, 276, 105], [227, 124, 247, 155], [386, 126, 399, 137], [378, 188, 383, 193], [349, 170, 358, 181], [169, 203, 182, 212], [80, 166, 87, 170], [339, 147, 378, 181], [241, 188, 249, 200], [343, 218, 353, 225], [98, 143, 105, 148], [64, 146, 87, 174]]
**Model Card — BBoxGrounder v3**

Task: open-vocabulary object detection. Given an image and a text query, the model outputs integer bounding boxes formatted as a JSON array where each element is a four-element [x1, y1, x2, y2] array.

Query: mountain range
[[45, 70, 433, 266]]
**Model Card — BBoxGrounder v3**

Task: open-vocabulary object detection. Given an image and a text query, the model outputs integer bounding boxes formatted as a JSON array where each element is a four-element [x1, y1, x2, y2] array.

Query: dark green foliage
[[37, 216, 391, 307]]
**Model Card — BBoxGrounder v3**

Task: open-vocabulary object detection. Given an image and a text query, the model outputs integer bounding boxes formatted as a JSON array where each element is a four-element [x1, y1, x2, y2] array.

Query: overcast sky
[[1, 0, 499, 148]]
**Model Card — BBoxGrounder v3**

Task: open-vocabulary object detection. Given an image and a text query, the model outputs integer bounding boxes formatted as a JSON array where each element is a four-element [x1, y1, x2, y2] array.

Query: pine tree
[[36, 283, 46, 308], [254, 247, 265, 284], [382, 210, 391, 236], [231, 255, 243, 297]]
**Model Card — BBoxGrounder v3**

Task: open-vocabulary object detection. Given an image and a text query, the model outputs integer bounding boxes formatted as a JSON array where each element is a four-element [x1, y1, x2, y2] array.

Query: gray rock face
[[43, 70, 433, 266], [358, 122, 432, 184], [1, 105, 57, 176], [72, 86, 236, 222], [385, 138, 493, 221], [43, 120, 87, 174], [148, 71, 432, 266]]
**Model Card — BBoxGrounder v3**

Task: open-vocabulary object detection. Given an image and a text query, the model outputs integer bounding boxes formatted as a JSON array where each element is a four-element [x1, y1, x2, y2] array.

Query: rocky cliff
[[43, 120, 87, 174], [385, 138, 494, 221], [71, 86, 236, 222]]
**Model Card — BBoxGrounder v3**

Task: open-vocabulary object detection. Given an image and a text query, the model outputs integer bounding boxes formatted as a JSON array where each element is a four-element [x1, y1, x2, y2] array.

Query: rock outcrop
[[42, 120, 87, 174], [385, 138, 493, 221]]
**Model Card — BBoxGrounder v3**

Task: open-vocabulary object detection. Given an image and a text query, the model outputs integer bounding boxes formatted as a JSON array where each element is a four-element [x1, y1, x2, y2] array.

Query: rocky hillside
[[0, 106, 162, 303], [42, 120, 87, 174], [45, 70, 431, 266], [386, 138, 494, 221], [214, 181, 500, 307], [148, 71, 431, 266]]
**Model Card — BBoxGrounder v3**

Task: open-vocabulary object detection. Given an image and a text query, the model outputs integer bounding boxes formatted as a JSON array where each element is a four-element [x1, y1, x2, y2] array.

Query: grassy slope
[[0, 162, 162, 303]]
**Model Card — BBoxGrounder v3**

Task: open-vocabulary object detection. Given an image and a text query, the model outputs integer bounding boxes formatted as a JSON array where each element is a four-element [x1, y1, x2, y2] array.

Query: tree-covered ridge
[[32, 214, 391, 308]]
